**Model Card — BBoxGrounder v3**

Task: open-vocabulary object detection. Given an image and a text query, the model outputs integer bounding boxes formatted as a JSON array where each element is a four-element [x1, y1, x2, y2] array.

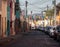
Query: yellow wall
[[56, 11, 60, 25]]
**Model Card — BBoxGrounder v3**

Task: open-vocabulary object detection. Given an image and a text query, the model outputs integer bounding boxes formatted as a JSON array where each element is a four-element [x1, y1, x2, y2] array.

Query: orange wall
[[1, 0, 7, 37], [56, 11, 60, 25]]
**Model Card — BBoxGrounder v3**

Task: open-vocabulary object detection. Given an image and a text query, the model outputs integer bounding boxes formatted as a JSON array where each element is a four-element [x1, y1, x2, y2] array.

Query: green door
[[7, 6, 10, 36]]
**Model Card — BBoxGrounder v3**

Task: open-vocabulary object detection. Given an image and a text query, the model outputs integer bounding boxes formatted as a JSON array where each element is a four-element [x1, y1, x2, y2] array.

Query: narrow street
[[3, 30, 60, 47], [0, 0, 60, 47]]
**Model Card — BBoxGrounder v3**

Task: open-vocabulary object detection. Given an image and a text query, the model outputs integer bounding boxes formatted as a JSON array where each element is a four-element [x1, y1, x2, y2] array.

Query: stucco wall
[[1, 0, 7, 37]]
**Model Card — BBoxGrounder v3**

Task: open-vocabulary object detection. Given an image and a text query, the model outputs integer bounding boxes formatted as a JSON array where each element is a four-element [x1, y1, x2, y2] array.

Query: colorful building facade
[[0, 0, 16, 38], [56, 3, 60, 25], [1, 0, 7, 37], [7, 0, 16, 36]]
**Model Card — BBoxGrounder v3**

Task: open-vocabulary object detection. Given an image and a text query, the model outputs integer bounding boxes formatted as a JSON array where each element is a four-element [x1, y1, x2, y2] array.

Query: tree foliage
[[46, 9, 54, 17], [44, 9, 54, 20]]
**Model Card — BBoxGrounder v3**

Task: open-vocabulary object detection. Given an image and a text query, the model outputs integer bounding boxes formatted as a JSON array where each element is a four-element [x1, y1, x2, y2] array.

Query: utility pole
[[47, 5, 49, 11], [25, 1, 28, 32], [53, 0, 56, 26], [25, 1, 28, 17], [31, 11, 32, 15], [31, 11, 32, 20], [47, 5, 51, 26], [41, 11, 44, 27], [46, 5, 49, 16]]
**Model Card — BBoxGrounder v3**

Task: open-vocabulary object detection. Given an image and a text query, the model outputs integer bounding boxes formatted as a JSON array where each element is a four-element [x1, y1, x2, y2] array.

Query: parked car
[[31, 22, 36, 29], [44, 26, 52, 33], [44, 26, 57, 37], [29, 21, 36, 30], [42, 27, 47, 31], [44, 27, 47, 32], [49, 26, 57, 37], [35, 24, 40, 30], [54, 25, 60, 41], [38, 26, 43, 30]]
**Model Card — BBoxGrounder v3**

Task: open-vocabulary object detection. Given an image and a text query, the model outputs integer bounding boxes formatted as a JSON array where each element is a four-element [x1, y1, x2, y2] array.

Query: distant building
[[56, 3, 60, 25], [21, 10, 25, 16]]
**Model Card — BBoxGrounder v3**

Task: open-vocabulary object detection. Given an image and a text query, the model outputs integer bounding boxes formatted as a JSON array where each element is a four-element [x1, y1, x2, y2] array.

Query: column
[[1, 0, 7, 37]]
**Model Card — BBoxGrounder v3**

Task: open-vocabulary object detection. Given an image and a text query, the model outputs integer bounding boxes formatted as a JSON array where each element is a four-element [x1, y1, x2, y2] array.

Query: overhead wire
[[28, 0, 51, 10], [28, 0, 53, 12], [20, 0, 53, 13], [20, 0, 50, 6], [20, 0, 51, 10]]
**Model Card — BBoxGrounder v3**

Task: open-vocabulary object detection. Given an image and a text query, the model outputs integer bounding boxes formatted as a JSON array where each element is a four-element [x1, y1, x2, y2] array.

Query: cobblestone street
[[3, 30, 60, 47]]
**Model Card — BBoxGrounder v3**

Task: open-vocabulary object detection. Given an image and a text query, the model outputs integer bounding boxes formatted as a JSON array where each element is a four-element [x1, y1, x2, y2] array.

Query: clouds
[[19, 0, 60, 14]]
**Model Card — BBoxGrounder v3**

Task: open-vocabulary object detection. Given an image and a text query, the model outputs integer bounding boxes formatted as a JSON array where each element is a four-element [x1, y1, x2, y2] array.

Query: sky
[[19, 0, 60, 14]]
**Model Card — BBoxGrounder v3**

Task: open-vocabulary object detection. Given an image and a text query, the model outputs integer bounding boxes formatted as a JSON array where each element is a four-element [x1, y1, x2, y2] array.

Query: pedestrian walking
[[23, 20, 27, 32], [14, 18, 21, 34]]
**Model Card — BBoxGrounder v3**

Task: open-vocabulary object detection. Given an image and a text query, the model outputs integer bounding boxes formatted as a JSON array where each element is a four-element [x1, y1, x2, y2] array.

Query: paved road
[[2, 30, 60, 47]]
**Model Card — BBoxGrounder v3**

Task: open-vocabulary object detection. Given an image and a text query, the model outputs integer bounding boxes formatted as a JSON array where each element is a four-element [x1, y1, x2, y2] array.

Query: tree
[[45, 9, 54, 25], [15, 0, 21, 18], [46, 9, 54, 17]]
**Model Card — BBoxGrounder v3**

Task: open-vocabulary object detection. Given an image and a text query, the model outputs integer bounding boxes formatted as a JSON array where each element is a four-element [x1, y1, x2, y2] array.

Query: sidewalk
[[0, 34, 22, 46], [0, 30, 31, 46]]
